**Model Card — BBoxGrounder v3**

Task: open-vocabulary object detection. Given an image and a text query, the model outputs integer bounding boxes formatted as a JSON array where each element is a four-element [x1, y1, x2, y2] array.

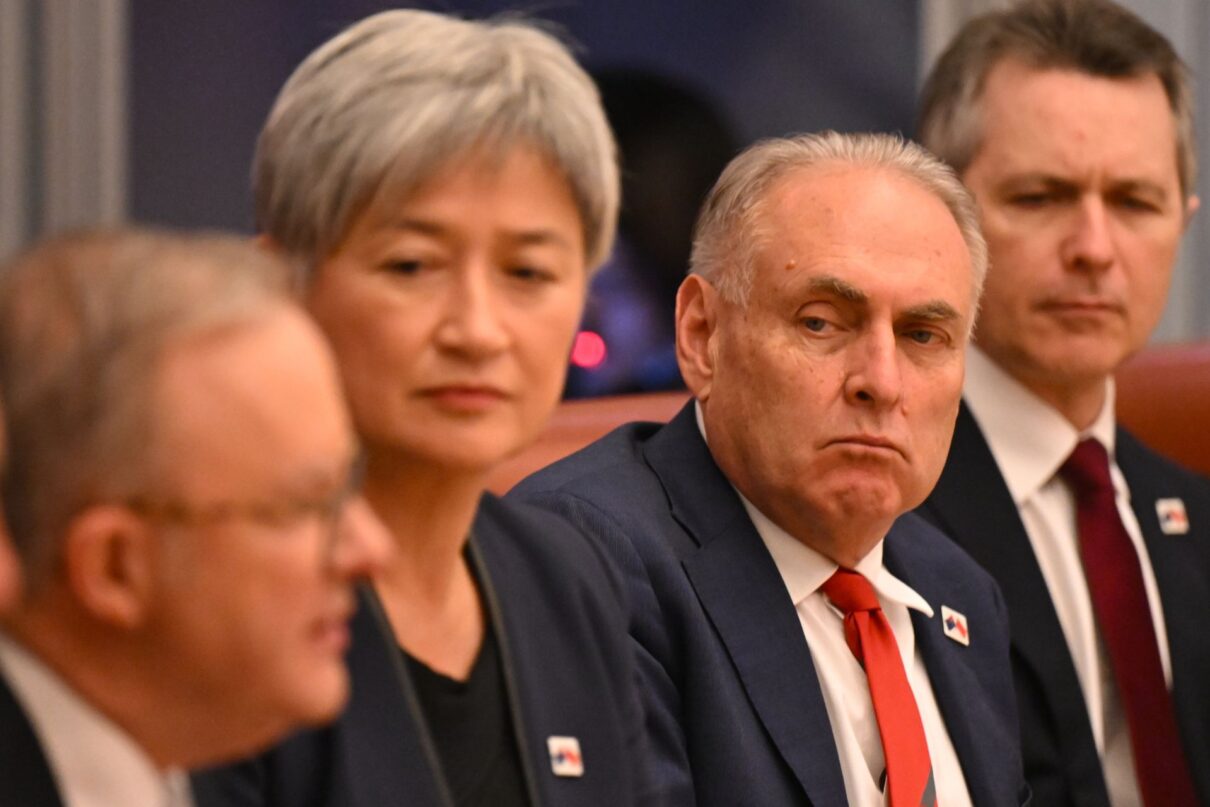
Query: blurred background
[[3, 0, 1208, 397]]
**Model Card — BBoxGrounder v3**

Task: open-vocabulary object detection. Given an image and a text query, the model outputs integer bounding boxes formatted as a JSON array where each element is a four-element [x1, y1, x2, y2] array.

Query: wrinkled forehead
[[747, 166, 974, 313]]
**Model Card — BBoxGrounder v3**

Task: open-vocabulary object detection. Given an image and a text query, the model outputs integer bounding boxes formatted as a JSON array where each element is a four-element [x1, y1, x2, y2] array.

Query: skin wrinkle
[[683, 164, 974, 567]]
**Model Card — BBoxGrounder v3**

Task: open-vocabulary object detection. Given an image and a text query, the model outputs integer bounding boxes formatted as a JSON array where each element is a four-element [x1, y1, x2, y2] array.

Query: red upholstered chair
[[1116, 342, 1210, 478]]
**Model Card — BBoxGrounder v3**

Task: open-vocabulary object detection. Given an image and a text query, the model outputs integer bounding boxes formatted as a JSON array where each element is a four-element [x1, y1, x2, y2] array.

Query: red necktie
[[1061, 438, 1198, 807], [822, 569, 936, 807]]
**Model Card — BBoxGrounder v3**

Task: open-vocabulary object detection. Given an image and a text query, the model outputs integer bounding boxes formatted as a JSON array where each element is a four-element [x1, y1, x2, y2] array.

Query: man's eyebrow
[[1112, 179, 1170, 200], [902, 300, 961, 322], [807, 275, 867, 303], [998, 173, 1170, 199]]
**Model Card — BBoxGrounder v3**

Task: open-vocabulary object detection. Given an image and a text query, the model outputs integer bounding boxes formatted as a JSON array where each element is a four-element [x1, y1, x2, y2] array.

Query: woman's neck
[[361, 452, 489, 679]]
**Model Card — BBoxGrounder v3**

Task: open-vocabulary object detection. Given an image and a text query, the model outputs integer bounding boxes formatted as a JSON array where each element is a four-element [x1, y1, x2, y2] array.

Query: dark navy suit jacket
[[511, 403, 1028, 806], [919, 403, 1210, 807], [193, 493, 653, 807], [0, 668, 66, 807]]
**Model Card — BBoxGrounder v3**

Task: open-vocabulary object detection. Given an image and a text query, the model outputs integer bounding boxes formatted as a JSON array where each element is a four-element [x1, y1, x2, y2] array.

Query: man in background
[[0, 229, 389, 805], [917, 1, 1208, 804]]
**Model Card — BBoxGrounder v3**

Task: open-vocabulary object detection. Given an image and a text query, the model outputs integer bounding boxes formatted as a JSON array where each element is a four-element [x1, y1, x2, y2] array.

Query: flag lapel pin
[[1156, 498, 1190, 535], [941, 605, 970, 646], [547, 736, 584, 777]]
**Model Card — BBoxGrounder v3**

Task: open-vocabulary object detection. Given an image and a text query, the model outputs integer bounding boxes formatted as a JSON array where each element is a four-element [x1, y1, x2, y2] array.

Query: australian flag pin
[[1156, 498, 1189, 535], [547, 736, 584, 777], [941, 605, 970, 646]]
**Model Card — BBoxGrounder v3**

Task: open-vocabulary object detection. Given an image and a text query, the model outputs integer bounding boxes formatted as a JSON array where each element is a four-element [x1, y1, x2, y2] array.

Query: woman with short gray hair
[[194, 9, 651, 807]]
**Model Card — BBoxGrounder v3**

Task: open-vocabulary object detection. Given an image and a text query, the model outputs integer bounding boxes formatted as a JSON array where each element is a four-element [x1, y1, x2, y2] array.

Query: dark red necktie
[[822, 568, 936, 807], [1061, 438, 1197, 807]]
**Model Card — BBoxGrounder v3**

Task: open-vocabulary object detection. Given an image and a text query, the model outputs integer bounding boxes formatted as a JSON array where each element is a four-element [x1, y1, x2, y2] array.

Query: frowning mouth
[[826, 435, 904, 457], [1037, 298, 1125, 316]]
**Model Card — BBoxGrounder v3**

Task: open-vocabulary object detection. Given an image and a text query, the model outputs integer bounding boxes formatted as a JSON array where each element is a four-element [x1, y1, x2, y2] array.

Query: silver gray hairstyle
[[0, 229, 292, 585], [255, 9, 619, 272], [690, 131, 987, 310]]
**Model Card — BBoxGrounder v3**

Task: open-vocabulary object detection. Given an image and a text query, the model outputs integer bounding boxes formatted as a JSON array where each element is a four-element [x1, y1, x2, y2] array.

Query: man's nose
[[329, 497, 392, 580], [842, 329, 903, 409], [1060, 196, 1115, 274]]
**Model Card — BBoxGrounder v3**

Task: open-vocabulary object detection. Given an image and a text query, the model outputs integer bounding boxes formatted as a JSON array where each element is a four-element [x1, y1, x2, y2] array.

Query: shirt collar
[[963, 346, 1117, 504], [0, 633, 191, 807], [696, 402, 932, 617]]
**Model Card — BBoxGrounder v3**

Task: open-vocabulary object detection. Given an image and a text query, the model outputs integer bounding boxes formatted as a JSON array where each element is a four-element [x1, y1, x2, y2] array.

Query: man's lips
[[1036, 297, 1125, 316], [312, 608, 353, 654], [825, 435, 904, 457]]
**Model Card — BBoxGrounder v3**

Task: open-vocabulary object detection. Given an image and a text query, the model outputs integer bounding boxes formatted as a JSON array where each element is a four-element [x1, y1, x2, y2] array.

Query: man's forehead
[[974, 59, 1179, 166], [743, 163, 973, 309], [152, 311, 352, 491]]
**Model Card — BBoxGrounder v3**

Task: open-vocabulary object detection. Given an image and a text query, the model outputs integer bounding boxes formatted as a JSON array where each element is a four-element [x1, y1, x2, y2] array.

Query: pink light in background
[[571, 330, 608, 369]]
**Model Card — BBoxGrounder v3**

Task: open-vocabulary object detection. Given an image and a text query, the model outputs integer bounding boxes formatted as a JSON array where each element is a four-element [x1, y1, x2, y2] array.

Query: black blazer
[[511, 403, 1028, 806], [918, 402, 1210, 807], [193, 493, 653, 807], [0, 667, 66, 807]]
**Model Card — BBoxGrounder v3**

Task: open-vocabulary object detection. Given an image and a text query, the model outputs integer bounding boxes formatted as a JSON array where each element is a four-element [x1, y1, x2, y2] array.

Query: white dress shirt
[[0, 633, 195, 807], [964, 346, 1170, 807], [748, 500, 973, 807], [695, 404, 971, 806]]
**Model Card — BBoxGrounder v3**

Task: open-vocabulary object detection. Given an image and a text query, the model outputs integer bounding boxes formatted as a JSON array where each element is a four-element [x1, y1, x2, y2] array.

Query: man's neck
[[2, 601, 184, 768], [1019, 377, 1108, 432]]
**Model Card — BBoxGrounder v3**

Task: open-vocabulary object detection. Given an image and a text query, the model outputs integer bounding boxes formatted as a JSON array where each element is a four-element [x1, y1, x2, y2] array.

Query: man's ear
[[61, 506, 158, 629], [254, 232, 283, 254], [676, 274, 722, 403], [1184, 194, 1201, 230]]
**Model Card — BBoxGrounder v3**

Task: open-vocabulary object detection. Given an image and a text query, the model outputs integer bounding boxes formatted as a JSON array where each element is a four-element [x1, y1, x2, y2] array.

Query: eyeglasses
[[123, 456, 366, 555]]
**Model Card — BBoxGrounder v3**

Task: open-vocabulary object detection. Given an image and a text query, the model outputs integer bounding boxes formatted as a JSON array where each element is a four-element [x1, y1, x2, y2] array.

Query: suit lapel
[[925, 407, 1092, 719], [339, 585, 453, 807], [922, 403, 1105, 798], [644, 405, 848, 806], [1117, 429, 1210, 803], [884, 528, 1006, 806], [924, 407, 1068, 678], [0, 669, 64, 807]]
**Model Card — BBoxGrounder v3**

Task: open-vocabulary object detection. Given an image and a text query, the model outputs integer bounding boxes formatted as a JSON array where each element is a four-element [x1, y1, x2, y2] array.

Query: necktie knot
[[821, 568, 881, 614], [1060, 438, 1114, 498]]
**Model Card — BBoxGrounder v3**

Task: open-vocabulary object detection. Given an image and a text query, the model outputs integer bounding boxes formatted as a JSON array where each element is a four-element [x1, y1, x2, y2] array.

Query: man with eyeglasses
[[0, 228, 390, 806], [0, 392, 20, 612]]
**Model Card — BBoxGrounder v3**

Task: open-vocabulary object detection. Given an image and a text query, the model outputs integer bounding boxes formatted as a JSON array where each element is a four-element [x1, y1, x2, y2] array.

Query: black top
[[403, 625, 528, 807]]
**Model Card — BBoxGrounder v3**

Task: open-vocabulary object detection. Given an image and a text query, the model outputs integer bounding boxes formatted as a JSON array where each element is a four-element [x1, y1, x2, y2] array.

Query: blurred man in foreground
[[514, 132, 1027, 806], [917, 1, 1208, 804], [0, 392, 20, 611], [0, 229, 389, 805]]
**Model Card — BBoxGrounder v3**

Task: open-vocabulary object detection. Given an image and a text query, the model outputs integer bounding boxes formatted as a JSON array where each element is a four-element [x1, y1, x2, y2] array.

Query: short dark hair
[[918, 0, 1196, 196]]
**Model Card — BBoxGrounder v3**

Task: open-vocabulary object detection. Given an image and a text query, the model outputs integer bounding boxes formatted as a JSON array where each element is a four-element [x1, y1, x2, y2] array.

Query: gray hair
[[690, 131, 987, 309], [0, 228, 292, 585], [919, 0, 1196, 198], [255, 9, 619, 273]]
